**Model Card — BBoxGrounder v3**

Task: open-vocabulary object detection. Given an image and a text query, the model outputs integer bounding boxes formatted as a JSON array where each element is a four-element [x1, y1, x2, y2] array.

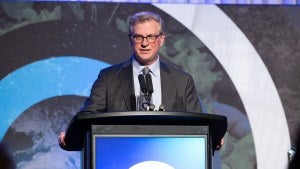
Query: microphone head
[[138, 74, 147, 94], [145, 73, 153, 94]]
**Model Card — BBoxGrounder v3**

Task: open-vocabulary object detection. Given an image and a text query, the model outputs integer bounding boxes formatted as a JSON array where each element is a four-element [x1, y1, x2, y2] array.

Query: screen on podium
[[92, 125, 208, 169]]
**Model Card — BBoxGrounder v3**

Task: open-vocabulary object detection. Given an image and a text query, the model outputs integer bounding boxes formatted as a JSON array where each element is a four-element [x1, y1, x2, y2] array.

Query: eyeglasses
[[131, 34, 162, 43]]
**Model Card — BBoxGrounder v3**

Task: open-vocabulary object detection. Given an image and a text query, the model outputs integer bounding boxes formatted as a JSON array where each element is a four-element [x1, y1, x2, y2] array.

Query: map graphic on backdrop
[[0, 2, 299, 169]]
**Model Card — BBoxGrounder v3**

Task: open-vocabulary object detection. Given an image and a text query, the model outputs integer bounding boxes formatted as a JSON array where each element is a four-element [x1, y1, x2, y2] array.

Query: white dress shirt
[[132, 56, 162, 110]]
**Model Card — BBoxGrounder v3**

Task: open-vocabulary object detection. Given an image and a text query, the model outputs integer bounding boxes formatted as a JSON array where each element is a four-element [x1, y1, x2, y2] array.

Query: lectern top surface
[[63, 111, 227, 151]]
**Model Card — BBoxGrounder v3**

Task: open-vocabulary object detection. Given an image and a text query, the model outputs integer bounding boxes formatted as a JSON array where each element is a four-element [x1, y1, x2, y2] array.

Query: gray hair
[[128, 11, 165, 36]]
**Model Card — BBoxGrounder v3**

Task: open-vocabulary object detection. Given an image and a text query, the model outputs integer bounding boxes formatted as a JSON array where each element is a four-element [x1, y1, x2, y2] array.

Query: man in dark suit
[[59, 11, 201, 147], [80, 59, 201, 113]]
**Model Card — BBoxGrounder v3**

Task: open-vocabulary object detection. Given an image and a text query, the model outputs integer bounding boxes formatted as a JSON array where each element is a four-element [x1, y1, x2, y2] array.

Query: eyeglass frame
[[130, 33, 165, 43]]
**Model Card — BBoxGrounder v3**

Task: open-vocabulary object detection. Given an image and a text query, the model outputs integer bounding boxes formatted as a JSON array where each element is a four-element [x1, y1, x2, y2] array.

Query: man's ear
[[160, 34, 166, 46]]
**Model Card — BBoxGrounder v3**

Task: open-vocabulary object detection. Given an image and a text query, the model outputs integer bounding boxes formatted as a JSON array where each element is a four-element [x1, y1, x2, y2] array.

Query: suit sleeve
[[79, 69, 108, 114], [185, 74, 202, 113]]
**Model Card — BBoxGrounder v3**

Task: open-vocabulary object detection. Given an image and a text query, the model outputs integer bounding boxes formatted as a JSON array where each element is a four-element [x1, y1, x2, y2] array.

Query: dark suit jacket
[[79, 59, 201, 114], [62, 59, 202, 150]]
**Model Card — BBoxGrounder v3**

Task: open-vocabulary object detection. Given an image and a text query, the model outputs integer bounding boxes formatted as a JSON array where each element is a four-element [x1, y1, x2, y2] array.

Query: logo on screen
[[129, 161, 175, 169]]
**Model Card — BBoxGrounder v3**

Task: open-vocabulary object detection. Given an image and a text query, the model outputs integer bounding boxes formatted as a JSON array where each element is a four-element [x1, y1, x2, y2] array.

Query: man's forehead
[[134, 19, 159, 25], [133, 20, 161, 32]]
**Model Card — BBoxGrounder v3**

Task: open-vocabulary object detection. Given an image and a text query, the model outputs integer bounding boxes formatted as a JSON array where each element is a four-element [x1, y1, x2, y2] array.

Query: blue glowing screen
[[94, 136, 206, 169]]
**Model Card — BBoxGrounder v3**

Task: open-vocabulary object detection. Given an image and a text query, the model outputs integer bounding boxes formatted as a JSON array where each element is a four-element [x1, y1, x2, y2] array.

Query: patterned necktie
[[142, 67, 150, 76]]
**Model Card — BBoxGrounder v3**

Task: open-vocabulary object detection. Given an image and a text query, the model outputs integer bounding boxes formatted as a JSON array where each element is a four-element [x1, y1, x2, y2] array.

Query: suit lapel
[[118, 60, 177, 111], [160, 62, 176, 108], [119, 60, 136, 111]]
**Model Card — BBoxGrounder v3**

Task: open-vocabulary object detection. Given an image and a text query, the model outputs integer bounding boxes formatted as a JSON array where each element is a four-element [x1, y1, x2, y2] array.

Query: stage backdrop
[[0, 2, 299, 169]]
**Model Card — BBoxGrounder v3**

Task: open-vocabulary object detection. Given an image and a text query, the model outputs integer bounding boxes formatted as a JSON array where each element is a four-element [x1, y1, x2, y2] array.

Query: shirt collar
[[132, 55, 160, 77]]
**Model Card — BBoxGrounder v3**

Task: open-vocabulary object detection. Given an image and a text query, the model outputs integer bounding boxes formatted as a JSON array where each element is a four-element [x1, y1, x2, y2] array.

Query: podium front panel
[[90, 125, 209, 169]]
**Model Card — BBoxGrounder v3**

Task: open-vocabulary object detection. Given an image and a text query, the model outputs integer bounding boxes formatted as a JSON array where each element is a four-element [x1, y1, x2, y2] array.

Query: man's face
[[130, 19, 165, 66]]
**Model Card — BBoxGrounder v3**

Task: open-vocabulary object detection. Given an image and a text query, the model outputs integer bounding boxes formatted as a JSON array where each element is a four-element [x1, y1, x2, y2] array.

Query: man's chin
[[137, 55, 151, 61], [135, 53, 157, 65], [138, 53, 151, 58]]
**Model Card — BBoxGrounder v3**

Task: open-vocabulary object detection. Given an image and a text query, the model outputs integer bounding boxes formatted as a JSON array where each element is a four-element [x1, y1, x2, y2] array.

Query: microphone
[[138, 72, 154, 111], [145, 73, 153, 95], [138, 74, 147, 94]]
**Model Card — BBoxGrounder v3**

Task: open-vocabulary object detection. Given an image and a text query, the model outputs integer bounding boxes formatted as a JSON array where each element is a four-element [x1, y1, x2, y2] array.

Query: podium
[[62, 111, 227, 169]]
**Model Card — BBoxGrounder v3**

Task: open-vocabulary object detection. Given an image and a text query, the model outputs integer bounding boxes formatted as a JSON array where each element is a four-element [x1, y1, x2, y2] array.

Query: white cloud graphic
[[130, 161, 175, 169]]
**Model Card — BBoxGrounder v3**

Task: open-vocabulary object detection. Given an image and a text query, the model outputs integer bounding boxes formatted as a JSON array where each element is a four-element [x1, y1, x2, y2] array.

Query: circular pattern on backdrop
[[154, 4, 290, 169], [0, 56, 110, 139], [3, 96, 85, 168]]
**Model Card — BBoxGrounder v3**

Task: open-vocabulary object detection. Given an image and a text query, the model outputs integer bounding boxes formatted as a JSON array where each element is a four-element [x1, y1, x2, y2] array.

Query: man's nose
[[141, 38, 149, 46]]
